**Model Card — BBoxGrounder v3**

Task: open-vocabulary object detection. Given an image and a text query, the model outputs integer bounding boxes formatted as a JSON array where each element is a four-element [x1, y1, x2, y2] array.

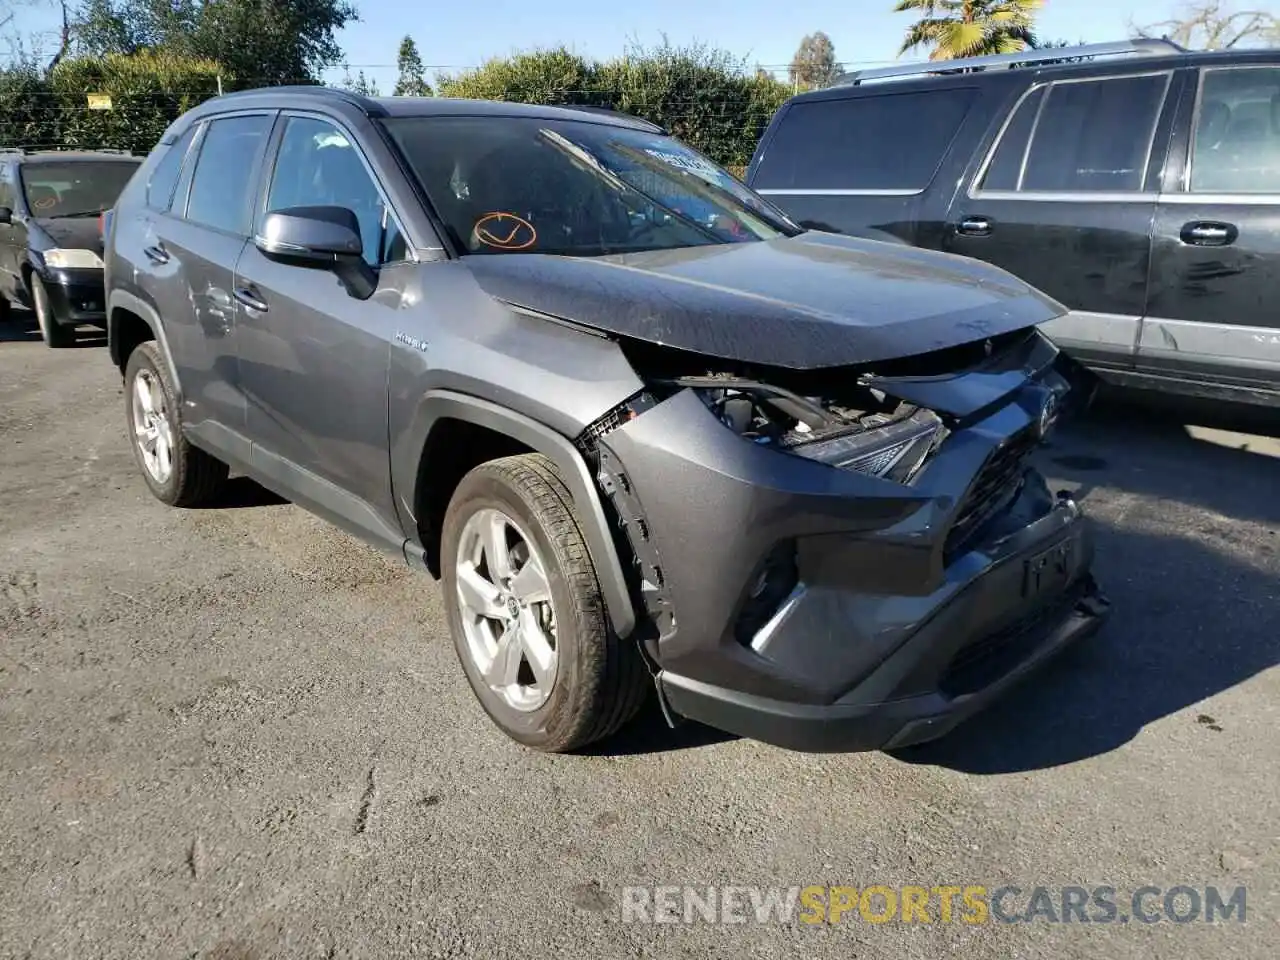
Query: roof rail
[[0, 147, 27, 155], [212, 84, 376, 110], [829, 38, 1188, 88]]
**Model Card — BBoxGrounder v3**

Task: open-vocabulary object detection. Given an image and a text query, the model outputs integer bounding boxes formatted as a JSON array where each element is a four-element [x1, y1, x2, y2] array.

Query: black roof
[[194, 86, 665, 134], [787, 44, 1280, 104]]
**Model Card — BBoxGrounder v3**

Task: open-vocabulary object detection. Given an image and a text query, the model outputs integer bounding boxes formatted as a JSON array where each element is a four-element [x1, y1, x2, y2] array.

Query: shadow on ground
[[1038, 388, 1280, 528], [584, 698, 738, 757], [0, 310, 106, 348]]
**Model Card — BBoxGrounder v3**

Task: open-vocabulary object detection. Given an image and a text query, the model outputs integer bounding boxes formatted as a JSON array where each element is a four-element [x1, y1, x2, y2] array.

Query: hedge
[[438, 44, 790, 169], [0, 53, 227, 154]]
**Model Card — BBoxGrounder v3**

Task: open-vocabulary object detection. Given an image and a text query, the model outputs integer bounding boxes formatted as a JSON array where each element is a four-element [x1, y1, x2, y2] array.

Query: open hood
[[463, 231, 1066, 370]]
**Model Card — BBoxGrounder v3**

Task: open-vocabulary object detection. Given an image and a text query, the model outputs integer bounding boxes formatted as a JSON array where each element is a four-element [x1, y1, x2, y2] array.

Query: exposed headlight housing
[[43, 248, 104, 269], [785, 407, 946, 484], [674, 376, 947, 485]]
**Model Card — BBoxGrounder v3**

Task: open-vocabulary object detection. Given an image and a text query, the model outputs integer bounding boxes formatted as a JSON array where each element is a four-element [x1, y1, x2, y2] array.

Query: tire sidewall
[[123, 344, 180, 504], [32, 277, 53, 341], [441, 469, 592, 748]]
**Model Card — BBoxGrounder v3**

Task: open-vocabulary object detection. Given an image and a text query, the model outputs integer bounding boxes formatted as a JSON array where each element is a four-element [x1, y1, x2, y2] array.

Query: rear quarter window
[[753, 88, 976, 193]]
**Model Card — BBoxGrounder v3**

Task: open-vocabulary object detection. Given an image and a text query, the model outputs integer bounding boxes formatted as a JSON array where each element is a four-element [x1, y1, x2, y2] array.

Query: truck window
[[753, 89, 975, 193], [1188, 66, 1280, 193], [978, 74, 1169, 194]]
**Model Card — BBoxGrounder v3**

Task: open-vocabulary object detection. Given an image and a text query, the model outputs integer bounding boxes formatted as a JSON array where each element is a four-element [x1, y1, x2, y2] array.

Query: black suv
[[748, 39, 1280, 408], [0, 148, 141, 346], [103, 87, 1108, 754]]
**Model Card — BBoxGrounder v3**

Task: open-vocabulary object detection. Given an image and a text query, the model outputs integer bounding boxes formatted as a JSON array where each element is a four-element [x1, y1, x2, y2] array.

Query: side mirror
[[0, 207, 12, 225], [254, 205, 376, 299]]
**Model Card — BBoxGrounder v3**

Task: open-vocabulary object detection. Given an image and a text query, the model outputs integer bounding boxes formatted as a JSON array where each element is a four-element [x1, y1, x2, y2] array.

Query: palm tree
[[895, 0, 1043, 61]]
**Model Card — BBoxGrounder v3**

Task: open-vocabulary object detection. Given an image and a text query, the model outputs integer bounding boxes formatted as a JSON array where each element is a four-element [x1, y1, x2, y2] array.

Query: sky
[[7, 0, 1205, 88]]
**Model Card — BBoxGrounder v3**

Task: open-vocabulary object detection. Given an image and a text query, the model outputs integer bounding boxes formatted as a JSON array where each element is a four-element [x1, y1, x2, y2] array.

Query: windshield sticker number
[[643, 148, 727, 184]]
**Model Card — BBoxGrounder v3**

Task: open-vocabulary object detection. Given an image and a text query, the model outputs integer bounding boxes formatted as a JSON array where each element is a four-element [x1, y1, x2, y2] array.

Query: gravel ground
[[1, 315, 1277, 959]]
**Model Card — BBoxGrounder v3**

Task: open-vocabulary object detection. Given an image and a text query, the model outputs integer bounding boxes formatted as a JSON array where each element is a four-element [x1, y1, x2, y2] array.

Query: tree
[[788, 31, 839, 90], [1131, 1, 1278, 50], [895, 0, 1043, 60], [341, 65, 379, 96], [70, 0, 358, 84], [392, 35, 431, 96]]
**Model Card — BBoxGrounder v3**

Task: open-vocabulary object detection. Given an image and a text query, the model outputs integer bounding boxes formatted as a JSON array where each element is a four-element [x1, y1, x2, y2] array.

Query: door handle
[[1180, 221, 1236, 247], [233, 286, 268, 312], [143, 244, 169, 264], [956, 216, 993, 237]]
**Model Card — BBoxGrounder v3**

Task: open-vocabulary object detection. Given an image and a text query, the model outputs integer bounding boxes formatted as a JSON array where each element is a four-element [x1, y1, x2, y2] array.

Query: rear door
[[1142, 61, 1280, 395], [145, 112, 275, 441], [945, 69, 1183, 373], [747, 86, 977, 245]]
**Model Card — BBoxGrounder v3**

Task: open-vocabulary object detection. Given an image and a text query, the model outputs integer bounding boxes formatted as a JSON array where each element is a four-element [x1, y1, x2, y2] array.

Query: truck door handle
[[143, 244, 169, 264], [233, 286, 268, 312], [1180, 221, 1236, 246], [956, 216, 993, 237]]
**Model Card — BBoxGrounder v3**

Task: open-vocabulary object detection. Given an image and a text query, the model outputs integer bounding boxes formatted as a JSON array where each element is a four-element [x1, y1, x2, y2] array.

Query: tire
[[442, 453, 649, 752], [123, 340, 229, 507], [31, 275, 74, 348]]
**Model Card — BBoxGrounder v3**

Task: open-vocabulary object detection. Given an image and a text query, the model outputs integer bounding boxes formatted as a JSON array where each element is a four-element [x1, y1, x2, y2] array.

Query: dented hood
[[463, 231, 1066, 369]]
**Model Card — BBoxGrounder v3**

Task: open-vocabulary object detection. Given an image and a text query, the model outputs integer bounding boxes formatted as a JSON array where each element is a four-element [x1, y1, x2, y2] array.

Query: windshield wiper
[[45, 210, 103, 219]]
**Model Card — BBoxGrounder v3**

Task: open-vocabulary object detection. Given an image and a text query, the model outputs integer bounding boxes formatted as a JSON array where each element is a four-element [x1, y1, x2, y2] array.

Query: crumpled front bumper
[[595, 379, 1110, 753], [658, 497, 1108, 753]]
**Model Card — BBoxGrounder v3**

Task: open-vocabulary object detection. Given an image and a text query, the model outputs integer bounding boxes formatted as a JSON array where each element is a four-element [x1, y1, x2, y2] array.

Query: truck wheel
[[123, 341, 229, 507], [31, 276, 74, 348], [442, 453, 648, 752]]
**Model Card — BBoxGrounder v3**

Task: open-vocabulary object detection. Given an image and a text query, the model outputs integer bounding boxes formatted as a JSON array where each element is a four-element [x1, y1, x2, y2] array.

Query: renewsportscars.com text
[[620, 884, 1247, 925]]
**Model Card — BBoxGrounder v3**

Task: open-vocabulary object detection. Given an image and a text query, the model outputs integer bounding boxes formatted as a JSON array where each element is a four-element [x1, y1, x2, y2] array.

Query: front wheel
[[123, 341, 229, 507], [32, 275, 74, 348], [441, 454, 649, 752]]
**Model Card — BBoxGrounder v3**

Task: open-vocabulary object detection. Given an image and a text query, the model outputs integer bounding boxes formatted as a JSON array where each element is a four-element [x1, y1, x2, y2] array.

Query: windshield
[[382, 116, 801, 256], [20, 161, 140, 218]]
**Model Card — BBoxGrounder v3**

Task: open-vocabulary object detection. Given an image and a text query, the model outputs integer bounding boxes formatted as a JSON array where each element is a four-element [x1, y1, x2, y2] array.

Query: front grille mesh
[[945, 427, 1039, 557]]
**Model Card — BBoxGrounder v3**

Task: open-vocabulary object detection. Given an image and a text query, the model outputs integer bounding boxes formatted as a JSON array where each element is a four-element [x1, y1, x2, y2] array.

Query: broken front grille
[[945, 426, 1039, 558]]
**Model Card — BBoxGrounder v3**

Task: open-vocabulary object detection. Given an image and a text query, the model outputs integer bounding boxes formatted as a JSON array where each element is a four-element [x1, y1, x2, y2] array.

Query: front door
[[945, 70, 1181, 373], [234, 112, 411, 548], [1143, 62, 1280, 395]]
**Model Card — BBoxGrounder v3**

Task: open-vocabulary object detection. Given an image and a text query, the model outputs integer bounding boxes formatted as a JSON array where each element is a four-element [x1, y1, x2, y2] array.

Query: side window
[[753, 89, 975, 192], [186, 114, 272, 235], [1189, 67, 1280, 193], [0, 164, 11, 208], [977, 87, 1046, 192], [264, 115, 405, 266], [147, 126, 196, 211], [982, 74, 1169, 194]]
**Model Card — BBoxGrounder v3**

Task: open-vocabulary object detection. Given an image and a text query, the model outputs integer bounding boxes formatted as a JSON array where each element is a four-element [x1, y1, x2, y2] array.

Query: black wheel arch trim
[[401, 389, 638, 640], [106, 289, 183, 400]]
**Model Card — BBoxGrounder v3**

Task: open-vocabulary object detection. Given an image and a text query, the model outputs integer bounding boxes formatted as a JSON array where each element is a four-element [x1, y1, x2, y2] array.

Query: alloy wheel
[[131, 368, 174, 484], [454, 507, 558, 712]]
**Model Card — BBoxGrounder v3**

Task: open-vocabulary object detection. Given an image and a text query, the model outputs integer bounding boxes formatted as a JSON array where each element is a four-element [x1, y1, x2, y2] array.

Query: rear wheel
[[123, 341, 229, 507], [31, 275, 74, 348], [441, 454, 649, 752]]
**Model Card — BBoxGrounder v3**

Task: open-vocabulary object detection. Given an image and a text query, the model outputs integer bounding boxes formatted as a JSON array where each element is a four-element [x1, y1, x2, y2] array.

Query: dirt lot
[[1, 315, 1277, 959]]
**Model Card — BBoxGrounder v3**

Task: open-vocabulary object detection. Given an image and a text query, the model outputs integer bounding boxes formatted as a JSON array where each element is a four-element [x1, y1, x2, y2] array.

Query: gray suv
[[103, 87, 1109, 753]]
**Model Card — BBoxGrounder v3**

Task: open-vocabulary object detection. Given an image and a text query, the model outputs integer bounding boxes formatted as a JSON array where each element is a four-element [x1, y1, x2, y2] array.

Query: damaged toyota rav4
[[104, 89, 1109, 753]]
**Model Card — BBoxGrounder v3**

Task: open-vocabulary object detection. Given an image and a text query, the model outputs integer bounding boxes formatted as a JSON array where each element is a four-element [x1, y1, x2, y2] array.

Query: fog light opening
[[734, 541, 800, 648]]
